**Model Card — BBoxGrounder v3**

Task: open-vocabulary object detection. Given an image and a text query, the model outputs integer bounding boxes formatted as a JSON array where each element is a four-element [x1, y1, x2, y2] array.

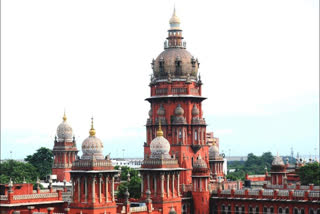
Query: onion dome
[[81, 117, 104, 160], [193, 155, 208, 169], [157, 104, 166, 116], [209, 143, 220, 160], [150, 121, 171, 159], [272, 154, 285, 166], [56, 112, 73, 142], [175, 104, 184, 116], [192, 104, 199, 116]]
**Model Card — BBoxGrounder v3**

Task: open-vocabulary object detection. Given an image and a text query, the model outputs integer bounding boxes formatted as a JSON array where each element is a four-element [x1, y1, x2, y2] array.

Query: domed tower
[[52, 112, 78, 182], [69, 118, 118, 214], [270, 154, 287, 185], [191, 155, 210, 214], [209, 142, 225, 181], [145, 8, 208, 187], [140, 122, 184, 214]]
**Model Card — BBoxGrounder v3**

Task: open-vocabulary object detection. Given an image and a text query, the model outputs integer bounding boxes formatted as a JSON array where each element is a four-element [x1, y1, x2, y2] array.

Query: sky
[[1, 0, 319, 160]]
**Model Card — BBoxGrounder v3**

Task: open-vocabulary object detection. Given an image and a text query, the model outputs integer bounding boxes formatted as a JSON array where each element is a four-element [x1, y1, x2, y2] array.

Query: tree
[[0, 160, 39, 184], [298, 162, 320, 185], [115, 166, 141, 199], [25, 147, 53, 179]]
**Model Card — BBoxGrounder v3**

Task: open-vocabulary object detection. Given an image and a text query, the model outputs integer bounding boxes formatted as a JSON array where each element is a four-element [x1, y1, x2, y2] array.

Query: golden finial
[[89, 116, 96, 136], [156, 119, 163, 137], [63, 109, 67, 122]]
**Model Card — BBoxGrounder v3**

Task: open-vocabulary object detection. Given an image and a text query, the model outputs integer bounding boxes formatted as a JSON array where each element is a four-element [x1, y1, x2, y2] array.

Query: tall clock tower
[[145, 8, 209, 186]]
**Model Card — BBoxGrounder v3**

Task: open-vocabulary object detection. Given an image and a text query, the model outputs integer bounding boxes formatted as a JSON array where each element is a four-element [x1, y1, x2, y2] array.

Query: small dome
[[272, 155, 284, 166], [192, 104, 199, 116], [209, 143, 219, 160], [175, 104, 184, 116], [56, 113, 73, 142], [193, 155, 207, 169], [150, 124, 171, 159], [81, 118, 104, 160], [157, 104, 165, 116]]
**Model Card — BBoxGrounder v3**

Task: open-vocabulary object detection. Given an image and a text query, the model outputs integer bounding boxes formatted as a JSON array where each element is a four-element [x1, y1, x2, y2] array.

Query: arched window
[[278, 207, 283, 214], [222, 204, 226, 214], [228, 205, 231, 214], [179, 129, 182, 139], [255, 206, 259, 214], [294, 208, 299, 214], [317, 209, 320, 214], [249, 206, 253, 214], [270, 207, 274, 214], [285, 208, 289, 214], [235, 206, 239, 214], [263, 207, 268, 214], [301, 209, 305, 214], [195, 130, 198, 140], [309, 209, 314, 214]]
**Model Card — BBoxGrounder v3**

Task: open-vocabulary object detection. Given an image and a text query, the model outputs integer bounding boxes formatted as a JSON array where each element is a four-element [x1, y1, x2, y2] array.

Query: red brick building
[[1, 7, 319, 214]]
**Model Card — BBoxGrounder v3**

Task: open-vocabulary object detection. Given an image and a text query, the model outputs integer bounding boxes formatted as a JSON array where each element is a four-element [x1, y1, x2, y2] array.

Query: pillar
[[105, 176, 109, 203]]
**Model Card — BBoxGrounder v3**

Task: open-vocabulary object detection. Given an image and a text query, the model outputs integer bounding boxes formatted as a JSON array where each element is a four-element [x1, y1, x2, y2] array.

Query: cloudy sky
[[1, 0, 319, 160]]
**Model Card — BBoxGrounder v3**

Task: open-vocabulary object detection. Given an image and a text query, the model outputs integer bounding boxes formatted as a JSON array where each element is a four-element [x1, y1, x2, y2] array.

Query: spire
[[63, 109, 67, 122], [89, 116, 96, 136], [169, 5, 181, 29], [156, 119, 163, 137]]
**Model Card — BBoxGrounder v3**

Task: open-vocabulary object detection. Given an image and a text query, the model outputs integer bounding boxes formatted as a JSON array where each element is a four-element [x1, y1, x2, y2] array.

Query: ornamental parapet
[[130, 206, 148, 212], [142, 158, 179, 168], [265, 183, 320, 191], [0, 195, 8, 201], [212, 189, 320, 201], [13, 192, 58, 200], [72, 159, 113, 170], [52, 163, 72, 168]]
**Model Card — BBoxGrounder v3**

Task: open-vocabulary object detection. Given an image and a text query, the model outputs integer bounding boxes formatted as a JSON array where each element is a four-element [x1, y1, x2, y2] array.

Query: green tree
[[0, 160, 39, 184], [298, 162, 320, 185], [116, 166, 141, 199], [25, 147, 53, 180]]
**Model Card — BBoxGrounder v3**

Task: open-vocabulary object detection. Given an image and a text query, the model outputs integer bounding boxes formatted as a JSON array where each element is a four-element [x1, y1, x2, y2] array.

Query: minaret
[[52, 112, 78, 182], [270, 154, 287, 185], [146, 7, 208, 188], [209, 141, 225, 182], [69, 118, 118, 214]]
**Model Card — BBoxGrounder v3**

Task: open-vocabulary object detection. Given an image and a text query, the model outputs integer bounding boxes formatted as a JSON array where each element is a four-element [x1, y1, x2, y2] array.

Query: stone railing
[[13, 193, 58, 200], [73, 160, 112, 168], [262, 190, 273, 196], [266, 184, 283, 189], [287, 185, 296, 189], [300, 185, 310, 190], [62, 192, 72, 202], [130, 206, 147, 212], [309, 191, 320, 198], [248, 189, 259, 196], [235, 190, 245, 195], [278, 190, 289, 197], [293, 191, 304, 197], [0, 195, 8, 200], [52, 163, 72, 168], [142, 158, 178, 166], [221, 190, 231, 195], [314, 186, 320, 190]]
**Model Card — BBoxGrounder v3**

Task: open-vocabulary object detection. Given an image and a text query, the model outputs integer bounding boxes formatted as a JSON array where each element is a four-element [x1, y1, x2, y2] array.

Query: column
[[177, 173, 180, 196], [141, 175, 144, 196], [92, 176, 96, 203], [77, 177, 81, 202], [205, 178, 208, 191], [112, 176, 115, 201], [147, 174, 150, 191], [105, 176, 109, 203], [154, 176, 157, 197], [71, 178, 74, 202], [84, 177, 88, 203], [167, 173, 170, 197], [172, 173, 175, 197], [161, 174, 164, 198], [99, 176, 102, 203]]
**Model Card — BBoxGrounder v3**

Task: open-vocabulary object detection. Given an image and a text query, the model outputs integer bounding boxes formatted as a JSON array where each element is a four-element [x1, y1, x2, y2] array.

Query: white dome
[[209, 144, 219, 160], [81, 135, 104, 160], [81, 118, 104, 160], [272, 155, 284, 166], [56, 114, 73, 142], [150, 125, 171, 159]]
